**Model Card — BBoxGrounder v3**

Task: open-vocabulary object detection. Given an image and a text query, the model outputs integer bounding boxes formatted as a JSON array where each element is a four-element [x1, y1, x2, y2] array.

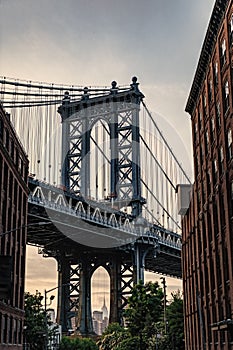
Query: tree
[[98, 283, 184, 350], [158, 291, 184, 350], [166, 291, 184, 350], [24, 291, 47, 349], [24, 291, 58, 350], [97, 323, 129, 350], [59, 336, 98, 350], [123, 280, 164, 349]]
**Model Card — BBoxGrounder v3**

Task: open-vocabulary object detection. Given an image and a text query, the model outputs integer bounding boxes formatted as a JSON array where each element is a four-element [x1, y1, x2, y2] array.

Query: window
[[205, 131, 209, 154], [223, 81, 230, 112], [194, 122, 198, 143], [213, 158, 218, 183], [10, 140, 14, 160], [198, 109, 203, 128], [214, 62, 218, 86], [5, 129, 9, 151], [208, 80, 213, 102], [197, 191, 201, 212], [203, 94, 207, 117], [200, 145, 204, 165], [220, 193, 226, 228], [219, 146, 224, 174], [210, 117, 215, 143], [228, 129, 232, 160], [230, 14, 233, 45], [207, 171, 211, 194], [216, 102, 221, 129], [213, 203, 219, 234], [221, 39, 226, 67]]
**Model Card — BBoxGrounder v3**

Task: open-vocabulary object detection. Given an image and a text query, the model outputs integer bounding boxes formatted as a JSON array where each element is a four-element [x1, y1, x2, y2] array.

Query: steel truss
[[58, 77, 145, 217], [41, 245, 151, 334]]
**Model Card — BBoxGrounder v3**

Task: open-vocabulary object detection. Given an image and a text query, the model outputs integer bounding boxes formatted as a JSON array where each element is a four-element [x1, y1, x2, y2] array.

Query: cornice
[[185, 0, 230, 116]]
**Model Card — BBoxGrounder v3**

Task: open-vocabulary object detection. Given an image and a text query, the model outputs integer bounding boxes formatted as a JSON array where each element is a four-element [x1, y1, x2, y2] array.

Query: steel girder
[[42, 245, 155, 335], [58, 79, 145, 217]]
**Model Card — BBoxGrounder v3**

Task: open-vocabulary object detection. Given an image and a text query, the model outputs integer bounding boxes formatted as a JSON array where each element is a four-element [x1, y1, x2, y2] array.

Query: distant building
[[47, 309, 62, 350], [93, 299, 109, 335], [182, 1, 233, 349], [101, 297, 108, 319], [93, 311, 103, 335], [47, 308, 56, 324], [0, 104, 29, 349]]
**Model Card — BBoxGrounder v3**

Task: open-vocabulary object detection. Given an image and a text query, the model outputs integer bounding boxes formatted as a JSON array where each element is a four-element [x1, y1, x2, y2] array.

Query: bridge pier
[[135, 243, 146, 284], [52, 248, 142, 334], [43, 237, 162, 336], [76, 260, 94, 335], [56, 255, 77, 333]]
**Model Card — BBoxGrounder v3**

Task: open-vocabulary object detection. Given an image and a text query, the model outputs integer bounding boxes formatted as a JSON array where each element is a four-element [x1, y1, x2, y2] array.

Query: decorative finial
[[81, 87, 90, 101], [130, 76, 141, 95], [63, 91, 70, 104], [110, 80, 118, 95]]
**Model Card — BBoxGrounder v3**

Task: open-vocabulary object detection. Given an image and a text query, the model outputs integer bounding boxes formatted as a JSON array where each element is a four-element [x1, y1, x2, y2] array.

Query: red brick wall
[[183, 1, 233, 349], [0, 104, 29, 348]]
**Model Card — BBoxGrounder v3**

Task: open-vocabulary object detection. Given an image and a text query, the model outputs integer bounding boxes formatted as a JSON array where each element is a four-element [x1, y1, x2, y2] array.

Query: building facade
[[92, 299, 109, 335], [183, 0, 233, 349], [0, 104, 29, 349]]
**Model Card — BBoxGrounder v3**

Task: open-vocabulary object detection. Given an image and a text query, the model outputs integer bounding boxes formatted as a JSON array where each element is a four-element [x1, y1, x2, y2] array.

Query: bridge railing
[[28, 185, 182, 250]]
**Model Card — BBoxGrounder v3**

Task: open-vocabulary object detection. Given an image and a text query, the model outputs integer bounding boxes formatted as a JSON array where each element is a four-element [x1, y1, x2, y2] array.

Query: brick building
[[182, 0, 233, 349], [0, 104, 29, 349]]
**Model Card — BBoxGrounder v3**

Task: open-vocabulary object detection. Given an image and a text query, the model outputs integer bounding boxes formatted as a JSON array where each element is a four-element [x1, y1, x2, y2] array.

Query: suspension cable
[[140, 134, 176, 191], [142, 101, 191, 184], [141, 178, 181, 229]]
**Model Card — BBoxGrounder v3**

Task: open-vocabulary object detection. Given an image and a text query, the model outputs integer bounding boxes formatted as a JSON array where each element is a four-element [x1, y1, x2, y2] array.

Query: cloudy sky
[[0, 0, 215, 311]]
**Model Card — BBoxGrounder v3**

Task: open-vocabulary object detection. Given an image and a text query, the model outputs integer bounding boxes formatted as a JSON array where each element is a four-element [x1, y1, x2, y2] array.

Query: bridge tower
[[53, 77, 149, 335], [59, 77, 145, 217]]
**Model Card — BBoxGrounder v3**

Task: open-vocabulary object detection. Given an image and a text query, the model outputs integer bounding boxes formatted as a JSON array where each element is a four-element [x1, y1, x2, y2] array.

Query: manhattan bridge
[[0, 76, 190, 335]]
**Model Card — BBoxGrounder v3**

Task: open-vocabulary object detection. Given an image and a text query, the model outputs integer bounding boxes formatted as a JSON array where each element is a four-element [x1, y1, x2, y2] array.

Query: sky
[[0, 0, 216, 312]]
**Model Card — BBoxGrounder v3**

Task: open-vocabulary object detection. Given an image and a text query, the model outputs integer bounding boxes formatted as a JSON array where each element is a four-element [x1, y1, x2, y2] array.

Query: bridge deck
[[27, 177, 182, 278]]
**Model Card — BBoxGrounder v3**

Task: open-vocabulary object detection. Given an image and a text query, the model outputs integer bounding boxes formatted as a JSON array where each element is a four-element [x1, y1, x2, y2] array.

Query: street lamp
[[160, 277, 167, 334], [44, 283, 70, 350], [44, 290, 55, 350]]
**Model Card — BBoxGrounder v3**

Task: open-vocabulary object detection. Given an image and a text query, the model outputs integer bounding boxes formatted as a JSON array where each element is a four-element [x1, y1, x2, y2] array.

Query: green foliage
[[97, 323, 129, 350], [124, 280, 163, 344], [24, 291, 59, 350], [59, 336, 98, 350], [115, 336, 140, 350], [165, 291, 184, 350], [24, 291, 47, 349], [98, 282, 164, 350], [158, 291, 184, 350], [98, 283, 184, 350]]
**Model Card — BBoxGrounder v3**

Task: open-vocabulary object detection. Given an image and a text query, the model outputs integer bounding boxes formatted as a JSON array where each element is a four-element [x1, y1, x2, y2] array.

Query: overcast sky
[[0, 0, 215, 310], [0, 0, 215, 168]]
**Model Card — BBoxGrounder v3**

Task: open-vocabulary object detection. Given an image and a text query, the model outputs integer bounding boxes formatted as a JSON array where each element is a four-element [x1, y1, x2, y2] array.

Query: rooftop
[[185, 0, 230, 115]]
